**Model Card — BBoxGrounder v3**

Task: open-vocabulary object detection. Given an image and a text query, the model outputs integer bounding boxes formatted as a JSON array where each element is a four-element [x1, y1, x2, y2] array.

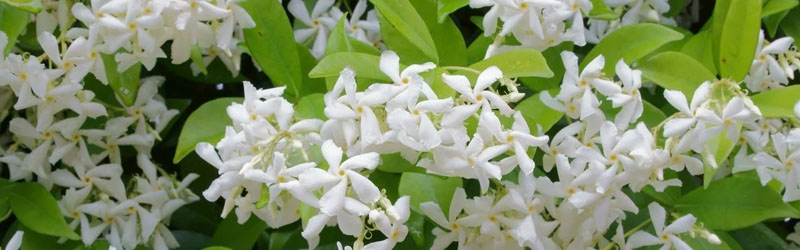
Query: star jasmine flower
[[288, 0, 335, 58], [441, 66, 513, 115], [421, 188, 468, 250], [627, 202, 696, 250], [661, 82, 712, 137], [480, 110, 549, 174], [754, 133, 800, 201]]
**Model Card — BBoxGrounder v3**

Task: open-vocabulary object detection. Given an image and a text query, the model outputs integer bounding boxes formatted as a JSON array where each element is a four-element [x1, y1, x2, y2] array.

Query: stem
[[599, 218, 652, 250]]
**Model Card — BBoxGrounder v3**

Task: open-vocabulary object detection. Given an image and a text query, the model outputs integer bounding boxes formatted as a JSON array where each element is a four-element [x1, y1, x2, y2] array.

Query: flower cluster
[[0, 0, 259, 247], [195, 48, 745, 249], [468, 0, 676, 57], [744, 30, 800, 92]]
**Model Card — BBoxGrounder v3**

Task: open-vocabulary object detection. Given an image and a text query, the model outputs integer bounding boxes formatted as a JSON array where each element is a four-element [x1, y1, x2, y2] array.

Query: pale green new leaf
[[718, 0, 761, 81], [637, 51, 716, 96], [437, 0, 468, 23], [588, 0, 618, 20], [0, 3, 28, 55], [762, 0, 798, 17], [0, 0, 41, 13], [325, 16, 381, 56], [750, 85, 800, 118], [582, 23, 684, 76], [173, 97, 243, 163], [702, 126, 738, 188], [469, 49, 553, 79], [309, 52, 393, 82], [675, 177, 800, 230]]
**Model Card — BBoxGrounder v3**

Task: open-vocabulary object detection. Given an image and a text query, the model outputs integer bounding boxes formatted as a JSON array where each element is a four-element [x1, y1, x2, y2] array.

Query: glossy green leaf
[[211, 214, 268, 250], [437, 0, 468, 23], [203, 247, 233, 250], [718, 0, 761, 81], [466, 35, 493, 65], [729, 223, 790, 250], [370, 0, 438, 62], [377, 153, 425, 173], [675, 177, 800, 230], [764, 9, 791, 37], [9, 182, 80, 240], [588, 0, 619, 20], [296, 43, 327, 94], [100, 54, 141, 106], [750, 85, 800, 118], [0, 0, 41, 13], [309, 52, 392, 82], [642, 170, 681, 207], [762, 0, 798, 17], [469, 49, 553, 79], [0, 3, 28, 55], [582, 23, 684, 75], [515, 90, 563, 134], [411, 0, 467, 66], [241, 0, 305, 99], [637, 51, 716, 96], [782, 7, 800, 47], [398, 172, 462, 216], [521, 42, 572, 91], [681, 30, 718, 74], [325, 16, 381, 56], [173, 97, 243, 163]]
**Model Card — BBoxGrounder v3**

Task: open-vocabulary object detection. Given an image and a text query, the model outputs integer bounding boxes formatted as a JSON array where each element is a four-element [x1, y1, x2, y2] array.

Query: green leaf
[[729, 223, 790, 250], [241, 0, 305, 100], [211, 214, 268, 250], [782, 7, 800, 47], [309, 52, 392, 82], [0, 3, 28, 55], [101, 54, 141, 106], [268, 228, 300, 250], [370, 0, 438, 62], [681, 232, 734, 250], [437, 0, 468, 23], [642, 170, 682, 207], [751, 85, 800, 118], [466, 35, 493, 65], [521, 42, 572, 91], [398, 172, 462, 216], [762, 0, 798, 17], [325, 16, 381, 56], [675, 177, 800, 231], [173, 97, 243, 163], [377, 153, 425, 173], [296, 43, 327, 94], [0, 178, 12, 222], [718, 0, 761, 81], [469, 49, 553, 79], [666, 0, 691, 17], [588, 0, 619, 20], [680, 30, 718, 74], [9, 182, 80, 240], [702, 125, 738, 188], [514, 90, 563, 134], [764, 9, 791, 37], [582, 23, 684, 76], [294, 93, 326, 120], [637, 51, 717, 96], [711, 0, 732, 71], [411, 0, 467, 66], [407, 211, 426, 246], [0, 0, 41, 13]]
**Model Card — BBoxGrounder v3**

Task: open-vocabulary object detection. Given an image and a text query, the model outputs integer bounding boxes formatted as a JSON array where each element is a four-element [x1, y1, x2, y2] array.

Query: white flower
[[627, 202, 696, 250], [288, 0, 335, 58], [754, 133, 800, 201], [364, 196, 411, 250], [479, 110, 548, 174], [4, 231, 23, 250], [662, 82, 711, 137], [300, 140, 380, 215], [421, 188, 468, 250], [442, 66, 513, 116]]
